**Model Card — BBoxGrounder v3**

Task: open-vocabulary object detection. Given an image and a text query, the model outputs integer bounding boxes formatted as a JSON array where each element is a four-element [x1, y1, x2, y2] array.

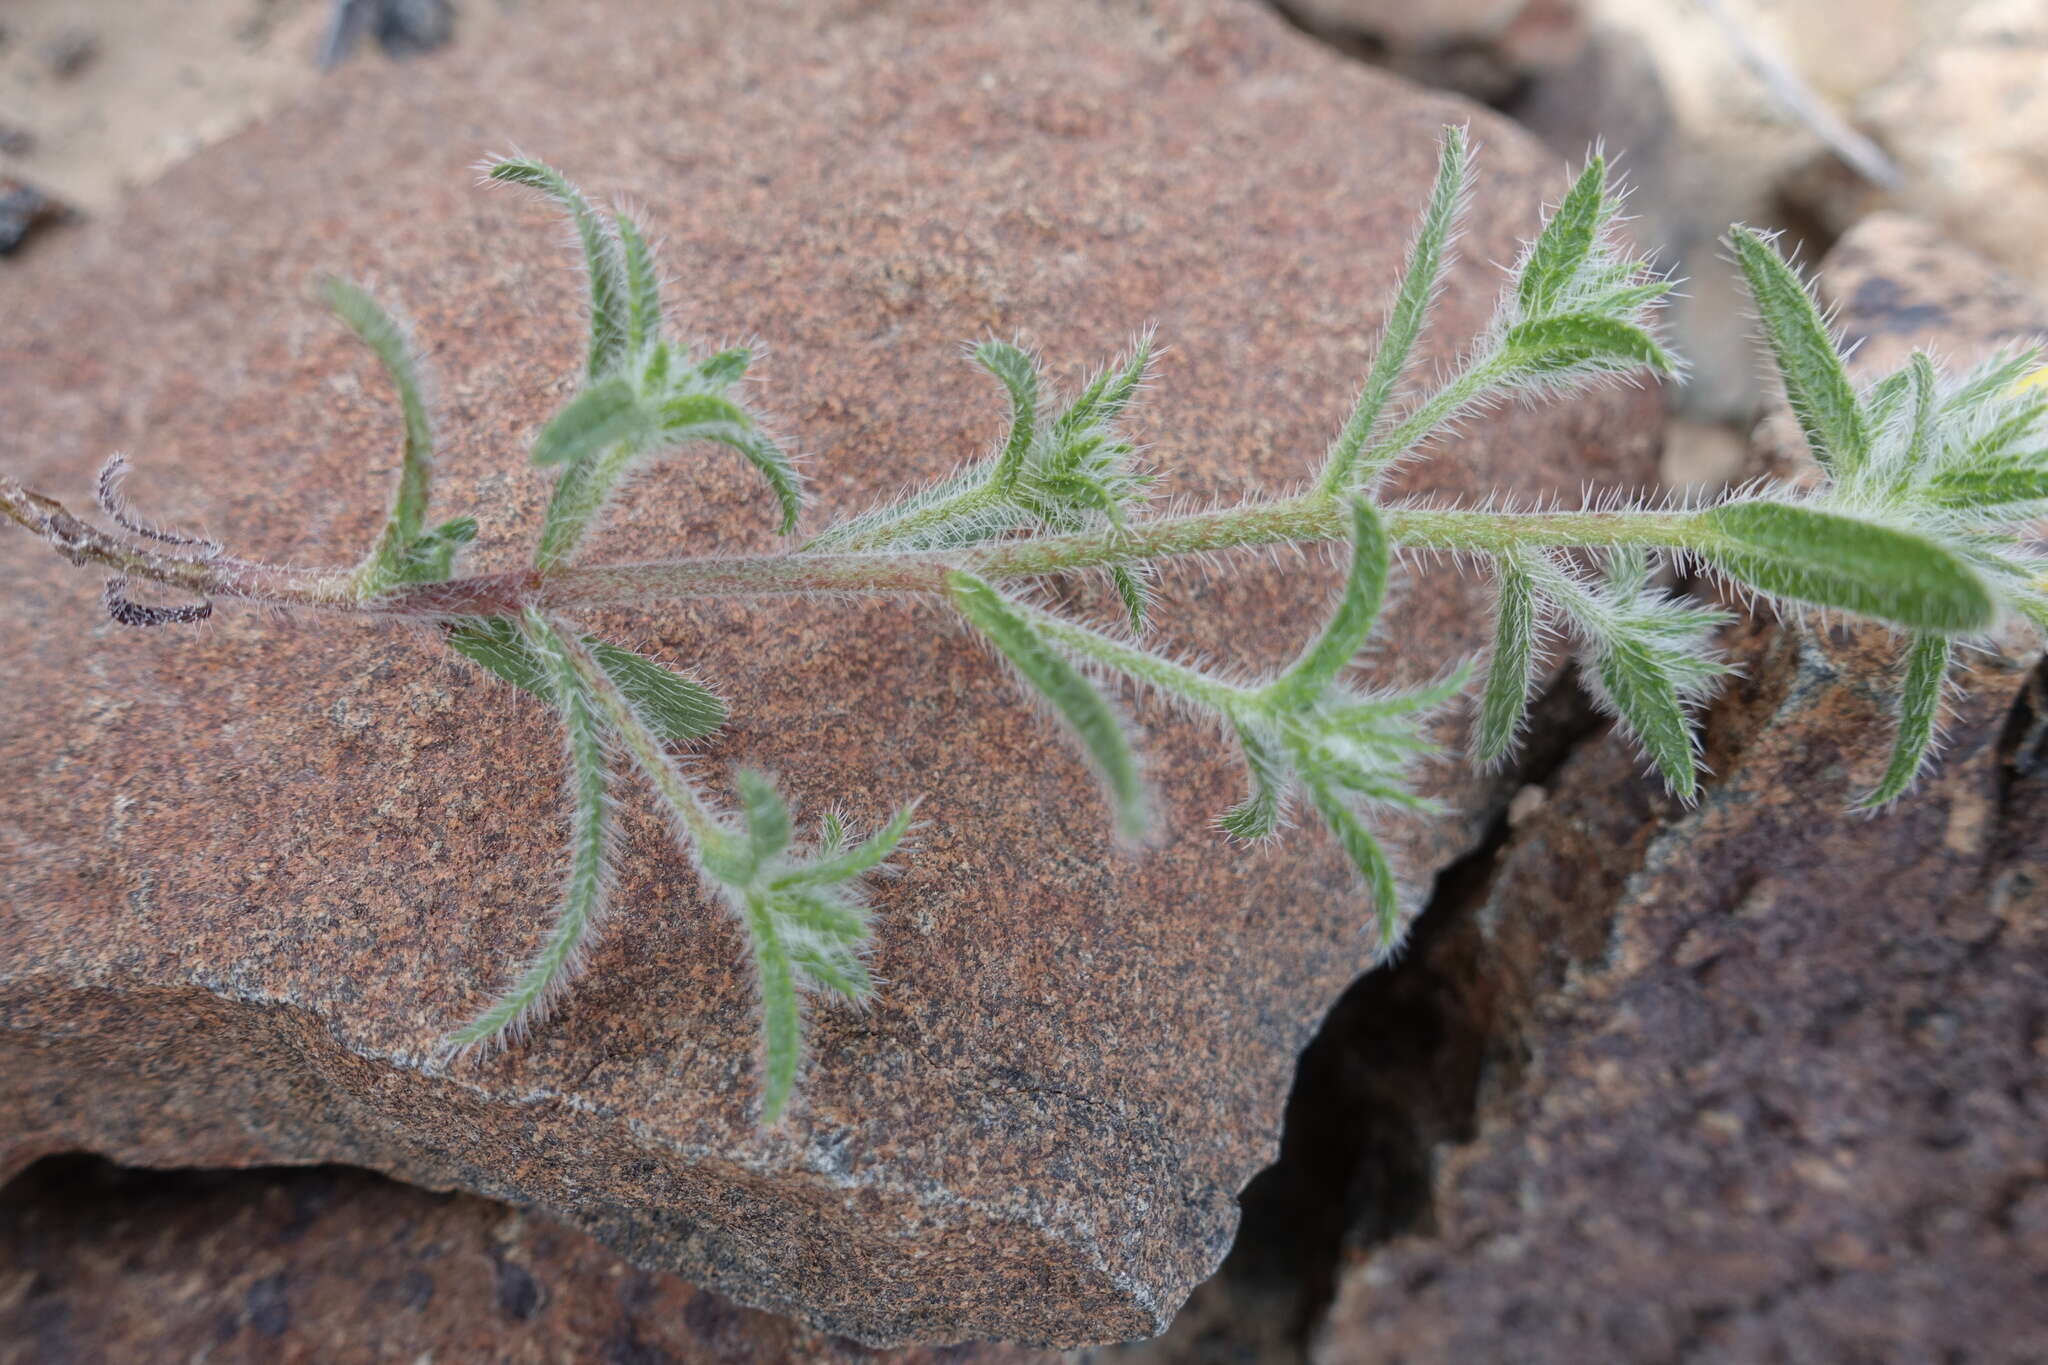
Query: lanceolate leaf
[[740, 891, 803, 1124], [1323, 125, 1470, 490], [1702, 501, 1996, 633], [614, 212, 664, 356], [1303, 779, 1400, 950], [447, 618, 725, 743], [1266, 499, 1390, 711], [1926, 461, 2048, 513], [1502, 313, 1672, 376], [1518, 154, 1606, 318], [697, 423, 802, 534], [1476, 557, 1537, 763], [1591, 632, 1698, 800], [1051, 335, 1152, 446], [1219, 720, 1287, 841], [1728, 227, 1868, 475], [487, 157, 629, 379], [445, 616, 614, 1049], [1861, 631, 1950, 808], [1110, 563, 1149, 633], [324, 276, 438, 594], [738, 768, 794, 867], [946, 571, 1147, 838], [533, 377, 648, 466], [974, 340, 1041, 493], [771, 803, 917, 889]]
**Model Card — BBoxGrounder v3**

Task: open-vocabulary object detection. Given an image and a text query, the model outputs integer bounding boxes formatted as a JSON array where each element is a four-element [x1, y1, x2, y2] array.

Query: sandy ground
[[0, 0, 518, 216]]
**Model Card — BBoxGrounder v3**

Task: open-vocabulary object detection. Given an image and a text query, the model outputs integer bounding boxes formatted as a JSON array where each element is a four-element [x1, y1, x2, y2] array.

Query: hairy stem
[[5, 474, 1713, 619]]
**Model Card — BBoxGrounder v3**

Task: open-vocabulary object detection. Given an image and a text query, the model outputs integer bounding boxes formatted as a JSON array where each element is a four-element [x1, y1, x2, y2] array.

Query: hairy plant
[[7, 131, 2044, 1123]]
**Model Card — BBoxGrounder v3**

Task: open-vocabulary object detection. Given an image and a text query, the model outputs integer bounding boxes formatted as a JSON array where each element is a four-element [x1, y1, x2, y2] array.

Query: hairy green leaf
[[1703, 501, 1996, 633], [1304, 779, 1400, 950], [738, 768, 794, 868], [1926, 460, 2048, 512], [393, 515, 478, 585], [947, 571, 1147, 838], [325, 276, 439, 595], [1323, 125, 1470, 491], [533, 377, 648, 467], [1728, 227, 1868, 475], [614, 212, 664, 357], [1476, 557, 1537, 763], [444, 615, 613, 1049], [659, 392, 753, 433], [1110, 564, 1148, 633], [1502, 312, 1672, 376], [1219, 721, 1287, 841], [487, 157, 629, 379], [1050, 334, 1152, 446], [1266, 500, 1390, 711], [447, 618, 725, 743], [697, 347, 752, 387], [740, 892, 802, 1124], [1861, 632, 1949, 808], [697, 423, 802, 534], [974, 340, 1041, 494], [771, 803, 917, 890], [1591, 632, 1698, 800], [1518, 153, 1605, 318]]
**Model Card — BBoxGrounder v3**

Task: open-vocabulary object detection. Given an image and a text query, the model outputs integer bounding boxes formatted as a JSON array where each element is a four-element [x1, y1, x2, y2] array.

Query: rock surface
[[0, 1155, 1054, 1365], [0, 0, 1659, 1346], [1314, 216, 2048, 1361]]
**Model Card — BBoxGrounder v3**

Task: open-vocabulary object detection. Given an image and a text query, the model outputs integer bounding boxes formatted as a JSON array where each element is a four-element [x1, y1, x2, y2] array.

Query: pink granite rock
[[0, 0, 1659, 1346]]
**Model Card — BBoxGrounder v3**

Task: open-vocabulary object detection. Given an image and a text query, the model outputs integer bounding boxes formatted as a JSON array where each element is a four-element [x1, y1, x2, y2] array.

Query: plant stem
[[4, 473, 1711, 620]]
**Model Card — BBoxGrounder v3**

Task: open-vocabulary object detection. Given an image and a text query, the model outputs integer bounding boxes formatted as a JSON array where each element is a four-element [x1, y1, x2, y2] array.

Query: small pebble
[[43, 29, 100, 80]]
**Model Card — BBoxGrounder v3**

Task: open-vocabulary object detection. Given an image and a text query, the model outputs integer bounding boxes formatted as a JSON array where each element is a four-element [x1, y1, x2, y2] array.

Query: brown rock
[[0, 0, 1659, 1346], [1314, 211, 2048, 1362], [0, 1156, 1053, 1365]]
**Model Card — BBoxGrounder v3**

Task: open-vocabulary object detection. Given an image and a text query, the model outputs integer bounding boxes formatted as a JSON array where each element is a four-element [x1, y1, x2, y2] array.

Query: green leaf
[[448, 619, 725, 743], [1881, 351, 1938, 498], [1265, 499, 1389, 711], [787, 933, 873, 1000], [1519, 153, 1606, 318], [658, 392, 753, 433], [696, 423, 802, 534], [974, 340, 1040, 494], [1322, 124, 1470, 491], [737, 769, 793, 866], [614, 212, 664, 357], [393, 515, 478, 584], [1591, 632, 1698, 800], [444, 616, 614, 1049], [589, 641, 727, 743], [324, 276, 439, 595], [1861, 632, 1949, 808], [1303, 779, 1400, 951], [487, 157, 629, 380], [1502, 312, 1672, 376], [1110, 564, 1148, 633], [1050, 334, 1152, 445], [771, 803, 918, 890], [947, 571, 1147, 838], [739, 891, 802, 1124], [1476, 558, 1537, 763], [1702, 501, 1996, 633], [697, 347, 752, 387], [533, 377, 649, 466], [1926, 459, 2048, 513], [1727, 227, 1868, 476], [1218, 721, 1286, 841]]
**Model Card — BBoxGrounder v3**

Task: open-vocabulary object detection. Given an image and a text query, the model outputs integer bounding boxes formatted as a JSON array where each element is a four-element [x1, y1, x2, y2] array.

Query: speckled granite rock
[[0, 1156, 1054, 1365], [0, 0, 1659, 1346], [1313, 219, 2048, 1362]]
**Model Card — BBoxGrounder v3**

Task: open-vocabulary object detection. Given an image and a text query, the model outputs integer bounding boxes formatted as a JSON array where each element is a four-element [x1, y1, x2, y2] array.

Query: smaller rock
[[1658, 417, 1747, 494], [0, 1156, 1052, 1365], [0, 176, 68, 255], [40, 29, 98, 81], [1284, 0, 1588, 105], [375, 0, 456, 59]]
